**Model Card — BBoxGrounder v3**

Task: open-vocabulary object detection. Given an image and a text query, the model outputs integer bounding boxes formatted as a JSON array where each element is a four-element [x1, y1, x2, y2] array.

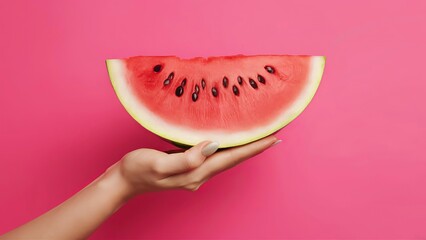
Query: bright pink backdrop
[[1, 0, 425, 239]]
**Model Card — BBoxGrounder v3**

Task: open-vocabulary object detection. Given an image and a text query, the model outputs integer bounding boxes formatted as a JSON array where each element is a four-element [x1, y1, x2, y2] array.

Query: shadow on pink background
[[1, 0, 425, 239]]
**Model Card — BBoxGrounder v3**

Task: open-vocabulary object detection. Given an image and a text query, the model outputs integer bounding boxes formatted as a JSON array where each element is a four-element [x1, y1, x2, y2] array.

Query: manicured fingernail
[[272, 139, 282, 146], [201, 142, 220, 157]]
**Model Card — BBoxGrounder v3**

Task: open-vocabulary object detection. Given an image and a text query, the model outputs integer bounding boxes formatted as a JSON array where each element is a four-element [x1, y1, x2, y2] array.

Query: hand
[[0, 135, 280, 240], [108, 136, 280, 197]]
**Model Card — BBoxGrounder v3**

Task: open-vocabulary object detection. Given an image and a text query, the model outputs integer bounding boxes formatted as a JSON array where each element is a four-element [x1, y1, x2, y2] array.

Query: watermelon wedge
[[106, 55, 325, 148]]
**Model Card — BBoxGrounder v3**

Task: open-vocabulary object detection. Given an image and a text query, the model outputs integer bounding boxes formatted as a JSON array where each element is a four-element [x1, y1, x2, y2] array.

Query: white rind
[[106, 56, 325, 148]]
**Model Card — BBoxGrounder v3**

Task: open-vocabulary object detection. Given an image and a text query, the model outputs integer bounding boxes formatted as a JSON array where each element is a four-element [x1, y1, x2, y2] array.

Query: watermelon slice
[[106, 55, 325, 148]]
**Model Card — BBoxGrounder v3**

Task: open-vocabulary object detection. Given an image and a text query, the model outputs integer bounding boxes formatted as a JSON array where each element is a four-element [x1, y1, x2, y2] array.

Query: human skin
[[0, 136, 280, 239]]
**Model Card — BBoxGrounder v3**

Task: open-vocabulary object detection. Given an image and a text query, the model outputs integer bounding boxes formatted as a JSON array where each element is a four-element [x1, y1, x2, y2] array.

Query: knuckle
[[123, 148, 149, 162], [224, 151, 243, 165], [183, 175, 207, 192], [189, 174, 204, 184], [184, 183, 201, 192], [183, 151, 200, 169], [226, 151, 239, 160], [151, 161, 167, 175], [122, 150, 137, 161], [135, 148, 151, 156]]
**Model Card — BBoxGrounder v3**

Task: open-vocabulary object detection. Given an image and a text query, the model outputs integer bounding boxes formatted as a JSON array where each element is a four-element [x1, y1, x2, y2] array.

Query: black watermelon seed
[[195, 84, 200, 93], [167, 72, 174, 80], [175, 86, 184, 97], [181, 78, 187, 87], [249, 78, 258, 89], [237, 76, 243, 85], [164, 72, 174, 85], [232, 85, 240, 96], [201, 79, 206, 89], [257, 74, 266, 84], [222, 77, 229, 88], [211, 87, 218, 97], [192, 92, 198, 102], [264, 65, 275, 73], [153, 65, 162, 72]]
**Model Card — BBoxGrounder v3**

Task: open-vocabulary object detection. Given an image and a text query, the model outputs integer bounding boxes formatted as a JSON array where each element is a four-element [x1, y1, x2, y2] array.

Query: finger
[[202, 135, 278, 175], [159, 136, 279, 187], [155, 141, 220, 176]]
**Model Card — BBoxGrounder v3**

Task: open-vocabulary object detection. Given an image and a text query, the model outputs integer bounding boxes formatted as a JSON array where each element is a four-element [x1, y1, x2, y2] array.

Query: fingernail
[[201, 142, 220, 157], [272, 139, 282, 146]]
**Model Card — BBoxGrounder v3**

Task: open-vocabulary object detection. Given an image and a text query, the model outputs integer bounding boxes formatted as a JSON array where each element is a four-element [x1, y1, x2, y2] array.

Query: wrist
[[96, 163, 137, 206]]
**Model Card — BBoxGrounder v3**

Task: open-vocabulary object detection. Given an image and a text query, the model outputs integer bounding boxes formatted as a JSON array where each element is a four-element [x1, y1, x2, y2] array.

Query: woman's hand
[[109, 135, 280, 197], [1, 135, 280, 239]]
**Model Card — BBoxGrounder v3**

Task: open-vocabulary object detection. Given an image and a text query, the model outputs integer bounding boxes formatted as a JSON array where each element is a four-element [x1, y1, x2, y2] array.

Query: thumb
[[160, 141, 220, 175]]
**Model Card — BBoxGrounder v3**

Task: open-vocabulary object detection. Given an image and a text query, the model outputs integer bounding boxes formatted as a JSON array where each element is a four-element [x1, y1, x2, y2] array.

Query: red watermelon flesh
[[106, 55, 325, 148]]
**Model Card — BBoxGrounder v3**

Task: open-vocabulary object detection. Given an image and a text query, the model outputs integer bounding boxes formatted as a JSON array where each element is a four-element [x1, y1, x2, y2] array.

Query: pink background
[[1, 0, 425, 239]]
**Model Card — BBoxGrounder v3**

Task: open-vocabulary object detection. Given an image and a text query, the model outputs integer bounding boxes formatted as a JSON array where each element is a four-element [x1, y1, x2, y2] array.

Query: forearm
[[1, 137, 277, 239], [1, 165, 132, 240]]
